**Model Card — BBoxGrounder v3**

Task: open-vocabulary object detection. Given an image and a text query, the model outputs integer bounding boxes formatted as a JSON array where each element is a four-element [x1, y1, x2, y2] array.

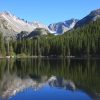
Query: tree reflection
[[0, 58, 100, 97]]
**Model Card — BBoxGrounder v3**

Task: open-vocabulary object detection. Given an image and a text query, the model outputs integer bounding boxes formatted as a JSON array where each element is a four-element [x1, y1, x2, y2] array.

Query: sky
[[0, 0, 100, 25]]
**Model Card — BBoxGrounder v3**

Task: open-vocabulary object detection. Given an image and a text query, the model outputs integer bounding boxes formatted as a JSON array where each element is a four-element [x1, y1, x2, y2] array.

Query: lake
[[0, 58, 100, 100]]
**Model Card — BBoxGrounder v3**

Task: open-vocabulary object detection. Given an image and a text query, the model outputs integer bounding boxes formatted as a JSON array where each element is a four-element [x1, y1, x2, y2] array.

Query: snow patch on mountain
[[48, 19, 78, 34]]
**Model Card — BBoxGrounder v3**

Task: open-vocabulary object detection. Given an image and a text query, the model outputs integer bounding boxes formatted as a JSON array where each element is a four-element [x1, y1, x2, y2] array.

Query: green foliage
[[17, 53, 28, 58], [0, 19, 100, 57], [12, 19, 100, 57], [0, 32, 6, 56]]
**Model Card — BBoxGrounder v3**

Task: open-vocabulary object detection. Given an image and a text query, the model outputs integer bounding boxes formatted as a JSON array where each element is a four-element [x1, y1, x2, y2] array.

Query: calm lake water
[[0, 58, 100, 100]]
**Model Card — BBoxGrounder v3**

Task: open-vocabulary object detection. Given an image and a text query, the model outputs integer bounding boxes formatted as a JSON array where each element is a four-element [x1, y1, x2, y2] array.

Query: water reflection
[[0, 58, 100, 100], [9, 86, 92, 100]]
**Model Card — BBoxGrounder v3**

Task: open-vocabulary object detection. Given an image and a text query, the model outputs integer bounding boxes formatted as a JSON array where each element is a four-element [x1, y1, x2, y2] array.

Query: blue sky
[[0, 0, 100, 25]]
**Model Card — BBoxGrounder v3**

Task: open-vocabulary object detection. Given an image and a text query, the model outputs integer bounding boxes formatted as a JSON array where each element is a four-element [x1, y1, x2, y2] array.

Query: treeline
[[0, 19, 100, 57], [0, 34, 6, 57]]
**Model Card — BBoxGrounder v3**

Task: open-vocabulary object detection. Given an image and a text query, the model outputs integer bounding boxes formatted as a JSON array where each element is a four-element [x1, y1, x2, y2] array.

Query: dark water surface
[[0, 58, 100, 100]]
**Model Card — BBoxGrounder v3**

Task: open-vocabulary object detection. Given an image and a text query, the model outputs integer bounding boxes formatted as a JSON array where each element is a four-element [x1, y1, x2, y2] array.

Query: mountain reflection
[[0, 74, 76, 99], [0, 58, 100, 99]]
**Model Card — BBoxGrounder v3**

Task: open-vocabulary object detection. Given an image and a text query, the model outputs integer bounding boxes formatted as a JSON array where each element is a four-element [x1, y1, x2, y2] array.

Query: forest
[[0, 19, 100, 58]]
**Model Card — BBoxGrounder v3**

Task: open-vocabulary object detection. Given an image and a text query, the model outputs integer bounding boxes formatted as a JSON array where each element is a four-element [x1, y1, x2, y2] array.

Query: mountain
[[0, 9, 100, 37], [17, 28, 50, 39], [48, 19, 78, 34], [75, 9, 100, 28], [0, 12, 78, 36], [0, 11, 52, 37]]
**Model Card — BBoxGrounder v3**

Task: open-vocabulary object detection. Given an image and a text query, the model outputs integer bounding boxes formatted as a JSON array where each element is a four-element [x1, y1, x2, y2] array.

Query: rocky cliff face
[[48, 19, 78, 34]]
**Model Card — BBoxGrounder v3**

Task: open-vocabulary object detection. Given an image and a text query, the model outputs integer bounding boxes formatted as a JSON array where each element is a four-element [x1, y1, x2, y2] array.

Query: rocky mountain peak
[[75, 8, 100, 28], [48, 19, 78, 34], [90, 9, 100, 16], [0, 11, 12, 16]]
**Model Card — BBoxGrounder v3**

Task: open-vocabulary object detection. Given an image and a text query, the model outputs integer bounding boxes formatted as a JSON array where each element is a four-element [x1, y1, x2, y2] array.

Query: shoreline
[[1, 55, 100, 60]]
